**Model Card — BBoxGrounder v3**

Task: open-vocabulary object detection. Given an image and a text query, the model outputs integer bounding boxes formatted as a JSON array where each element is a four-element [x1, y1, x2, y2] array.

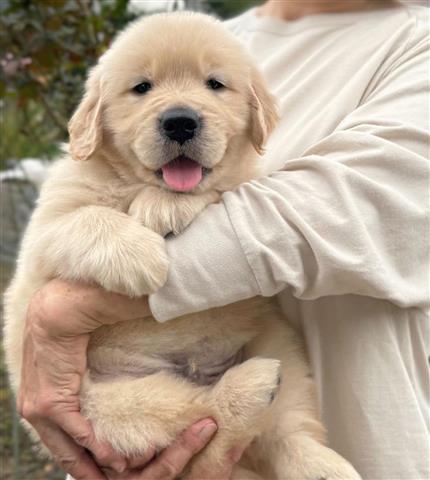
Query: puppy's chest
[[97, 182, 142, 212]]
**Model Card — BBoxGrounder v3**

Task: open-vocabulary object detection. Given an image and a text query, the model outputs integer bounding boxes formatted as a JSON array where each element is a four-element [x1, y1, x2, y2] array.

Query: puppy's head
[[69, 12, 278, 194]]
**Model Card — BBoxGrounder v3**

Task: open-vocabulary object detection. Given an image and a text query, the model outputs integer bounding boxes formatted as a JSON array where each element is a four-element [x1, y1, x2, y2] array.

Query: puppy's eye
[[206, 78, 225, 90], [132, 82, 152, 95]]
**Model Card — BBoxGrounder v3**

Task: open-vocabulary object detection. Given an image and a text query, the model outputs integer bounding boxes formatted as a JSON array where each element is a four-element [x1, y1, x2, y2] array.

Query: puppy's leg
[[81, 372, 211, 456], [244, 316, 362, 480], [34, 205, 168, 296], [187, 357, 281, 478]]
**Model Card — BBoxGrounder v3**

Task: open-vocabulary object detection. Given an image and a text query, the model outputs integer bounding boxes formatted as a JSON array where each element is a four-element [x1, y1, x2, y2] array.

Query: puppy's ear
[[249, 68, 279, 155], [68, 67, 103, 161]]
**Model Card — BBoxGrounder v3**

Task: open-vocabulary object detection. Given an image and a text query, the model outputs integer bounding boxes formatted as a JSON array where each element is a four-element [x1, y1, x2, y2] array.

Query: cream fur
[[3, 12, 361, 480]]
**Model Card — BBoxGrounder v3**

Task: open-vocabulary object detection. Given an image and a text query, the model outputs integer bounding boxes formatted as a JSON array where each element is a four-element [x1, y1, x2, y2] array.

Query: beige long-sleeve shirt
[[149, 5, 430, 479]]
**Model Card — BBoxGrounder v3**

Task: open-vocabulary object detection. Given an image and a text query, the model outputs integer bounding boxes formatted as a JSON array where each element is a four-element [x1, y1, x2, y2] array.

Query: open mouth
[[157, 155, 211, 192]]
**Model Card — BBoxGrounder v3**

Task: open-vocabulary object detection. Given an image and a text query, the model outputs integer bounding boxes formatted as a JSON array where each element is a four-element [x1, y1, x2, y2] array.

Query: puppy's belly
[[89, 346, 245, 385], [87, 297, 280, 386]]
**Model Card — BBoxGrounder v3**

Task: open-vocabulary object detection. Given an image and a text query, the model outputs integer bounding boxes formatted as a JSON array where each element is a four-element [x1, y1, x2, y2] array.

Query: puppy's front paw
[[98, 226, 169, 296], [61, 214, 169, 296]]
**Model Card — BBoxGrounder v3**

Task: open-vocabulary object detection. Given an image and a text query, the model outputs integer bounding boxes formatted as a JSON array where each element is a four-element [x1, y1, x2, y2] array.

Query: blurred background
[[0, 1, 257, 479]]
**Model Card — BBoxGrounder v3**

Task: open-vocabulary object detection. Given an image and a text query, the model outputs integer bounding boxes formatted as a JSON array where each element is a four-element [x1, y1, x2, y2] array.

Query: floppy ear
[[68, 67, 103, 161], [249, 68, 279, 155]]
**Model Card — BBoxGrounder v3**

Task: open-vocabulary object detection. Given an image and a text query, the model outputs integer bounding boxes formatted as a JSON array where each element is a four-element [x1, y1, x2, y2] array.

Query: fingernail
[[194, 420, 218, 440]]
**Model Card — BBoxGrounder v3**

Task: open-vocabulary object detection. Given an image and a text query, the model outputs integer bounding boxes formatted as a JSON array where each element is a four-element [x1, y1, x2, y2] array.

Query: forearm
[[149, 202, 261, 321], [150, 129, 429, 322]]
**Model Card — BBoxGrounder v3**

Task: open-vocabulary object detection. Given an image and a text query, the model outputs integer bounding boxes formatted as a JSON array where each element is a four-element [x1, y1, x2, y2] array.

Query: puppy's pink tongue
[[162, 157, 202, 192]]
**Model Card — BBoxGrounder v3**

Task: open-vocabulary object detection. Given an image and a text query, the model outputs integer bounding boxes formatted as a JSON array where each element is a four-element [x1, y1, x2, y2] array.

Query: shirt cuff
[[149, 202, 261, 322]]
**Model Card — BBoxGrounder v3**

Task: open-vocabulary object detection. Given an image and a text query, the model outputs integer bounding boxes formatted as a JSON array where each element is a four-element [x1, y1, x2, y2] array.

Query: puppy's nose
[[160, 108, 200, 144]]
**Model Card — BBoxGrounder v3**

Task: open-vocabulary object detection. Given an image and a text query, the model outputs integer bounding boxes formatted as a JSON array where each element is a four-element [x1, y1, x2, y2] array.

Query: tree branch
[[35, 88, 69, 133]]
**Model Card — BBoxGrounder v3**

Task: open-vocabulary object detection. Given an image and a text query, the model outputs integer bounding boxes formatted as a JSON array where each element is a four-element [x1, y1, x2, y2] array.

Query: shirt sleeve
[[149, 23, 429, 322]]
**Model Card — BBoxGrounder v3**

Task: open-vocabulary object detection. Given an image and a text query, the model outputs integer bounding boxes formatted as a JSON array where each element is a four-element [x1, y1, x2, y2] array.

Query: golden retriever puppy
[[4, 12, 361, 480]]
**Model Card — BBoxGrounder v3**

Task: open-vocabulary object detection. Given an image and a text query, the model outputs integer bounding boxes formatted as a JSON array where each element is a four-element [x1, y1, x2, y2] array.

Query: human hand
[[103, 419, 245, 480], [17, 278, 152, 480]]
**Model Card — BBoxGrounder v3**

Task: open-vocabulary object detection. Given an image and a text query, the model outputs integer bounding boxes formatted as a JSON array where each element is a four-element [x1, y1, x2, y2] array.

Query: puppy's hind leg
[[187, 357, 281, 479], [244, 316, 362, 480], [80, 372, 211, 457], [81, 357, 281, 478]]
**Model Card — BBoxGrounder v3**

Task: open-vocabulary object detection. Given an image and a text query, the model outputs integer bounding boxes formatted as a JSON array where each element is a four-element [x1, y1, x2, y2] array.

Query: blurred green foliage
[[208, 0, 259, 18], [0, 0, 138, 167]]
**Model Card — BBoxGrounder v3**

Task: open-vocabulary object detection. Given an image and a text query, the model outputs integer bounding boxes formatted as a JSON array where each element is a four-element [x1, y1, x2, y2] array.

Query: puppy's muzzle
[[160, 107, 201, 145]]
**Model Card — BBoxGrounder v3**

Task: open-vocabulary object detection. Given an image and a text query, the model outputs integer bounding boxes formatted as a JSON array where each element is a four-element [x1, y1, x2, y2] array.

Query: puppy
[[4, 12, 361, 480]]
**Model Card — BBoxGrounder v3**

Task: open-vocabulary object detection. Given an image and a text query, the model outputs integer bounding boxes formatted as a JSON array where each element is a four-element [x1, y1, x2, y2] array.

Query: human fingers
[[138, 418, 217, 480], [33, 279, 151, 336], [32, 418, 106, 480], [21, 292, 127, 475], [55, 411, 127, 473], [18, 329, 103, 479], [101, 448, 157, 480]]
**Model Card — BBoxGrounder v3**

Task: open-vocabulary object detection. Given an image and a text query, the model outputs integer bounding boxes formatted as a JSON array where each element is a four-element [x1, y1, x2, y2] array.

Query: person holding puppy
[[16, 0, 429, 479]]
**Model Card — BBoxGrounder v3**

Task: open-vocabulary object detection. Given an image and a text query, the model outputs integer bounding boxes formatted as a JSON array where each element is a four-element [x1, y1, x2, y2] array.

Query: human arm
[[149, 24, 429, 321]]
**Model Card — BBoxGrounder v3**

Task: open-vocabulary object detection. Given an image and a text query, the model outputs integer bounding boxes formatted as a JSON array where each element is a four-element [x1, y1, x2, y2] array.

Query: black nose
[[160, 108, 200, 144]]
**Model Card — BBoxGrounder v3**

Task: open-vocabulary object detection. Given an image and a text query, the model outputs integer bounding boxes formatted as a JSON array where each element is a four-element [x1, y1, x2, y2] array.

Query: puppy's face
[[69, 13, 277, 194]]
